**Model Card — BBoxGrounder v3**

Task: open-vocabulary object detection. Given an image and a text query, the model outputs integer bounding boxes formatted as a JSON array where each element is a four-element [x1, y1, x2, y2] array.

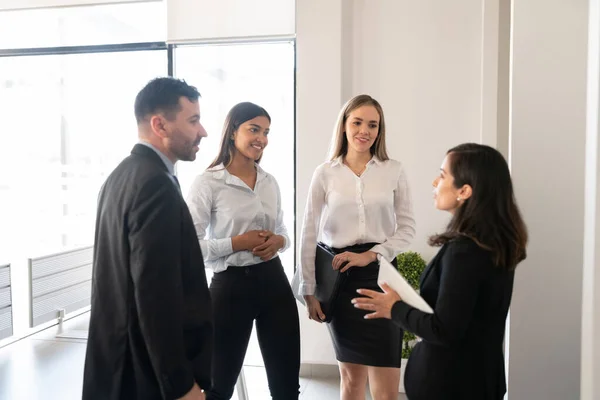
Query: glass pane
[[0, 1, 165, 49], [0, 50, 167, 262], [174, 41, 296, 279]]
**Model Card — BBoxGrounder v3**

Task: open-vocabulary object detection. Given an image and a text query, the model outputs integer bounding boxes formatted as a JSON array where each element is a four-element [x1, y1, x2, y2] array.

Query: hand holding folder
[[292, 242, 347, 323], [377, 257, 433, 314], [312, 243, 346, 322]]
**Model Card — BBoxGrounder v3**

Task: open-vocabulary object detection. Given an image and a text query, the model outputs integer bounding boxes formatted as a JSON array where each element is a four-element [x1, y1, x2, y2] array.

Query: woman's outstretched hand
[[351, 282, 401, 320]]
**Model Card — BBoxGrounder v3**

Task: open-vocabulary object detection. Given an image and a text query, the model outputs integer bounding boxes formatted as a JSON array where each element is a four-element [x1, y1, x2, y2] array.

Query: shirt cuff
[[209, 238, 233, 258], [280, 235, 290, 252], [300, 282, 316, 296], [370, 244, 393, 262]]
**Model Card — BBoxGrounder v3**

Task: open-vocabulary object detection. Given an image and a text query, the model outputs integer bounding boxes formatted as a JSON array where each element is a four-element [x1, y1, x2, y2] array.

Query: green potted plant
[[396, 251, 427, 359], [396, 251, 427, 393]]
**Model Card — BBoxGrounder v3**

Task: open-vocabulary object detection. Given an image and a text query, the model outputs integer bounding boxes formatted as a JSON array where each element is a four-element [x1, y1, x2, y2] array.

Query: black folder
[[292, 242, 347, 323], [314, 242, 346, 322]]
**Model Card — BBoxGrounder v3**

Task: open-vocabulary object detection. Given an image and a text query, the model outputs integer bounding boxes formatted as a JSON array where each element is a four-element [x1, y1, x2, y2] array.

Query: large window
[[174, 41, 296, 277], [0, 2, 168, 342], [0, 49, 167, 262]]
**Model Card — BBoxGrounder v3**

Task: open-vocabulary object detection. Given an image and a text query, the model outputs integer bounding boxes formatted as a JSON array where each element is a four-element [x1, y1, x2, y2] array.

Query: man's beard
[[167, 130, 199, 162]]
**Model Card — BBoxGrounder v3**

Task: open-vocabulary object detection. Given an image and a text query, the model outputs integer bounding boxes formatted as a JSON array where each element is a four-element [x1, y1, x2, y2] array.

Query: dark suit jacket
[[82, 144, 212, 400], [392, 237, 514, 400]]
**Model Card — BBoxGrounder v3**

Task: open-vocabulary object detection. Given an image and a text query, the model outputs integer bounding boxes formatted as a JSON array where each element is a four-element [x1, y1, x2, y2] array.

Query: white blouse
[[186, 164, 290, 273], [298, 156, 416, 295]]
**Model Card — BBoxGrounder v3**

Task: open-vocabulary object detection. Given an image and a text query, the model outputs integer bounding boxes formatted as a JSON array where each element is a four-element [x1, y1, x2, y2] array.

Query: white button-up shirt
[[186, 164, 290, 273], [298, 156, 416, 295]]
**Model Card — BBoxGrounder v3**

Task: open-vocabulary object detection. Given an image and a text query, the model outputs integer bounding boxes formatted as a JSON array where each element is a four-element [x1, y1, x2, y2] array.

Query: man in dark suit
[[82, 77, 211, 400]]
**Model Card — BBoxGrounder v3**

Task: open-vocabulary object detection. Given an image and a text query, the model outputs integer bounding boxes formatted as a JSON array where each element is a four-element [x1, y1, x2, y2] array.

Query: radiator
[[0, 263, 12, 341], [28, 247, 93, 328]]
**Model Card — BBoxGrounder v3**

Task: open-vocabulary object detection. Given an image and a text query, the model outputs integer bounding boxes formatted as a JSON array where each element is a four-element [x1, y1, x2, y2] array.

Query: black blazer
[[391, 237, 514, 400], [82, 144, 213, 400]]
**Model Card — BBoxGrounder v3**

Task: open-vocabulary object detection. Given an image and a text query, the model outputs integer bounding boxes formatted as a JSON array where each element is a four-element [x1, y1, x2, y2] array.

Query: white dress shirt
[[298, 156, 416, 295], [186, 164, 290, 273]]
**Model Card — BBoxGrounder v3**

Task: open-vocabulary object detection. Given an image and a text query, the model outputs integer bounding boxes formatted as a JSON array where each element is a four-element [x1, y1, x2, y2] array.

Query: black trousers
[[205, 257, 300, 400]]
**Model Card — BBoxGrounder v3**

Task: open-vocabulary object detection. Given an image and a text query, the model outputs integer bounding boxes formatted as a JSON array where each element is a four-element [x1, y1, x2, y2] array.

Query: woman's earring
[[457, 197, 462, 201]]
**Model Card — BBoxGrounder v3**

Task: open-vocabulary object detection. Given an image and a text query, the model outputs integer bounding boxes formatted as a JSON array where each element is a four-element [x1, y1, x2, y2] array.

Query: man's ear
[[150, 115, 168, 139]]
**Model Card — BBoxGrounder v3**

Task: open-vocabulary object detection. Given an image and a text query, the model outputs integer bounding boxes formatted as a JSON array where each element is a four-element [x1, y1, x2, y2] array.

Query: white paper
[[378, 257, 434, 314]]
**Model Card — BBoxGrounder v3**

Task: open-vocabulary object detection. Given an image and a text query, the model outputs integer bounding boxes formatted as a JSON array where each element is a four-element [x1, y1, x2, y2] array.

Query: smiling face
[[328, 95, 390, 162], [344, 105, 380, 155], [232, 116, 270, 161]]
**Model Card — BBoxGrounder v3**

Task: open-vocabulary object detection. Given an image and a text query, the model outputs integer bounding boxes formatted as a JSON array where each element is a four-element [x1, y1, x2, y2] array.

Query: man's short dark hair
[[134, 77, 201, 123]]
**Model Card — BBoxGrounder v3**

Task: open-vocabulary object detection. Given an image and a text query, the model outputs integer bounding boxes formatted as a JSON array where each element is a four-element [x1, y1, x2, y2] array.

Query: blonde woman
[[298, 94, 416, 400]]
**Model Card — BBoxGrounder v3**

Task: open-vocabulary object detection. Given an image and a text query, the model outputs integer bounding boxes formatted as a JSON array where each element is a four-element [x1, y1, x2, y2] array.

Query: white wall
[[296, 0, 493, 364], [296, 0, 345, 365], [581, 0, 600, 398], [350, 0, 485, 260], [166, 0, 294, 43], [507, 0, 589, 398]]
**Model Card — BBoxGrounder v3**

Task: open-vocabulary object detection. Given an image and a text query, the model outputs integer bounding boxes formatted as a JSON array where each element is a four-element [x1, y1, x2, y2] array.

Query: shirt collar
[[138, 141, 175, 175], [370, 156, 383, 165], [331, 155, 382, 167], [331, 156, 343, 167], [208, 163, 267, 185]]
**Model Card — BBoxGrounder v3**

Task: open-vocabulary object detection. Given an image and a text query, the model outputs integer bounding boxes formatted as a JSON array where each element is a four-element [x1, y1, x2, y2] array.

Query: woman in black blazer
[[353, 143, 528, 400]]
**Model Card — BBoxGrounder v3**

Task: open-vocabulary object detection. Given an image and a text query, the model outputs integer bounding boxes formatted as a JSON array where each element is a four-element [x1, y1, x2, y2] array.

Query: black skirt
[[327, 243, 404, 368]]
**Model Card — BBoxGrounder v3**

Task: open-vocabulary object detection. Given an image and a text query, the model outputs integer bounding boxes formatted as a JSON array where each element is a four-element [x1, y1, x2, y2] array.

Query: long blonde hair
[[328, 94, 389, 161]]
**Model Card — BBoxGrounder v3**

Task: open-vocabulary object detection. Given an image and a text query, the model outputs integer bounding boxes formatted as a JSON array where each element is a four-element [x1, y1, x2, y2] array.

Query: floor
[[0, 312, 407, 400]]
